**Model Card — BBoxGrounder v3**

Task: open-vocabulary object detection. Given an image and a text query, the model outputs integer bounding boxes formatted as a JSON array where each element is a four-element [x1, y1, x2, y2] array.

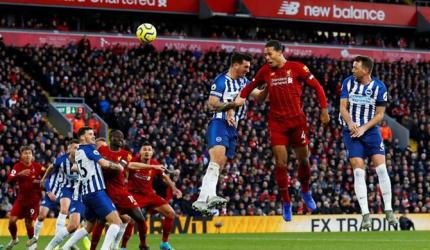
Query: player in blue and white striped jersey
[[193, 53, 267, 214], [27, 140, 81, 249], [61, 127, 125, 250], [339, 56, 397, 230]]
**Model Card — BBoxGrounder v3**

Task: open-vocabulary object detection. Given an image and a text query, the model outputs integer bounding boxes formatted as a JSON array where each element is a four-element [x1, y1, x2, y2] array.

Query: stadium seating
[[1, 40, 428, 217]]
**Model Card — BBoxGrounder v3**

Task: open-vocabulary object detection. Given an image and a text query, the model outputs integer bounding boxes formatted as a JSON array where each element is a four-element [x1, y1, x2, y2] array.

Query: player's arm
[[128, 162, 166, 171], [339, 99, 357, 131], [300, 64, 329, 124], [249, 86, 268, 102], [98, 158, 124, 171], [7, 165, 29, 182], [40, 164, 54, 189], [235, 67, 267, 106], [161, 173, 182, 198], [208, 96, 236, 112]]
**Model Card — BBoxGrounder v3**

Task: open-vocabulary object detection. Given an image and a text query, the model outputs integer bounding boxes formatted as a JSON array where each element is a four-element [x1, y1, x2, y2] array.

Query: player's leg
[[47, 199, 85, 250], [153, 204, 176, 250], [106, 213, 131, 250], [272, 144, 293, 221], [57, 196, 72, 232], [62, 219, 94, 250], [90, 219, 106, 250], [367, 130, 397, 225], [27, 205, 50, 247], [372, 153, 397, 225], [6, 214, 19, 249], [343, 129, 371, 229], [121, 220, 136, 249], [293, 146, 316, 211], [101, 210, 121, 250], [193, 120, 228, 213]]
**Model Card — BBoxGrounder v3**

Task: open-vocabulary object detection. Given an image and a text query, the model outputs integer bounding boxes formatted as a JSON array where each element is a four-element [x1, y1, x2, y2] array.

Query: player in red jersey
[[90, 130, 149, 250], [121, 142, 182, 250], [6, 146, 45, 250], [234, 40, 330, 222]]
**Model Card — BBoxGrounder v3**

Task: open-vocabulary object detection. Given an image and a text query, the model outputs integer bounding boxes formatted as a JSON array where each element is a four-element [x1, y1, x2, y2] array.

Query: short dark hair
[[69, 139, 80, 145], [354, 56, 374, 74], [20, 146, 33, 153], [141, 141, 152, 147], [109, 129, 123, 139], [77, 126, 93, 138], [230, 52, 252, 66], [265, 40, 284, 52]]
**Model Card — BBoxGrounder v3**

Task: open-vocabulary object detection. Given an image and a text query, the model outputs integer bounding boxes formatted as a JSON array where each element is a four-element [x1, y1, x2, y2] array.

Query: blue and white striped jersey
[[209, 73, 249, 123], [45, 154, 69, 197], [339, 75, 387, 128], [75, 144, 105, 195]]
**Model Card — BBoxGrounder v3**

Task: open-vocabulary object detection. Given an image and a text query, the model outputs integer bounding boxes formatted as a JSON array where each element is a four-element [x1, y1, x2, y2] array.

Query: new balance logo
[[278, 1, 300, 15]]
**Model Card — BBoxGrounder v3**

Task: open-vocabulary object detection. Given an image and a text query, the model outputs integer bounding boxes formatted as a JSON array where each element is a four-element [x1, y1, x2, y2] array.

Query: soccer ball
[[136, 23, 157, 44]]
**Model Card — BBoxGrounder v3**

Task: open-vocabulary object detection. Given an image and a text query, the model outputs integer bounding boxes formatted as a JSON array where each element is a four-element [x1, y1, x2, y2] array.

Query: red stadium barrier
[[1, 30, 430, 62], [1, 0, 429, 28]]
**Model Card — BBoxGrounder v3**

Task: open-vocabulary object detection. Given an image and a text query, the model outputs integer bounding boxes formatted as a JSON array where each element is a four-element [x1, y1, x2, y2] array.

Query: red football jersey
[[240, 61, 327, 120], [98, 145, 133, 194], [7, 161, 44, 205], [127, 156, 162, 195]]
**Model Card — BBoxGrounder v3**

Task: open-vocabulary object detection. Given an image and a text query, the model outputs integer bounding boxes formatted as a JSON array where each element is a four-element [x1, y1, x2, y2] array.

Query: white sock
[[45, 226, 69, 250], [101, 224, 120, 250], [376, 164, 393, 211], [56, 213, 67, 232], [62, 227, 88, 250], [354, 168, 369, 215], [112, 222, 128, 249], [34, 219, 43, 239], [197, 162, 220, 202]]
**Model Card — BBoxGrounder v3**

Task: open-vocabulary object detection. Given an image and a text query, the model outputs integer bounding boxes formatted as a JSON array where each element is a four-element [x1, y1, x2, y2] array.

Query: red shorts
[[131, 192, 168, 209], [107, 190, 139, 213], [268, 115, 309, 147], [10, 201, 39, 220]]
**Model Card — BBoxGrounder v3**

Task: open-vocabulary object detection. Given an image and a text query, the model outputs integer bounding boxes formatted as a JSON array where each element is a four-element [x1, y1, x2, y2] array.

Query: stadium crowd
[[1, 10, 429, 49], [0, 37, 429, 218]]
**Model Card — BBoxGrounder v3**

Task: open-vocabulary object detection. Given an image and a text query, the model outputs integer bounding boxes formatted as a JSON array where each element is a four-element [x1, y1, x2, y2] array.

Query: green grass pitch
[[1, 231, 429, 250]]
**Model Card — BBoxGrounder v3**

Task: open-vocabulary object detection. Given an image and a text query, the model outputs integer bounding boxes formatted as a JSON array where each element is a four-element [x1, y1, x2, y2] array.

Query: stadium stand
[[1, 39, 427, 217]]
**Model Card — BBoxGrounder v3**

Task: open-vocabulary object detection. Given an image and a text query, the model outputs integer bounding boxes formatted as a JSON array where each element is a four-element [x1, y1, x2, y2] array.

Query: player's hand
[[173, 188, 183, 199], [71, 164, 78, 172], [351, 126, 366, 138], [18, 169, 31, 177], [227, 109, 236, 127], [320, 109, 330, 125], [152, 165, 166, 172], [47, 192, 57, 202], [348, 123, 359, 135], [40, 180, 45, 189], [234, 95, 245, 107]]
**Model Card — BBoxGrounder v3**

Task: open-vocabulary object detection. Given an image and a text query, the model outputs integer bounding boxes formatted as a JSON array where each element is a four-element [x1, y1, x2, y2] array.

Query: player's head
[[230, 53, 252, 77], [77, 126, 95, 144], [264, 40, 285, 68], [139, 142, 154, 161], [20, 146, 33, 164], [109, 129, 124, 148], [95, 137, 107, 149], [352, 56, 374, 80], [67, 139, 80, 153]]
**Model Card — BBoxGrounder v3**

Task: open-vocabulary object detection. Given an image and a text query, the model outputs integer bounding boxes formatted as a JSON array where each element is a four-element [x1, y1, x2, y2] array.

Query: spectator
[[380, 121, 393, 144]]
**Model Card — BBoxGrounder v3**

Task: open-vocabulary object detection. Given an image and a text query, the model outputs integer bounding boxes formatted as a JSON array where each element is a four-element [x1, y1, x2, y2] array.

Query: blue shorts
[[69, 199, 86, 218], [59, 187, 86, 217], [40, 194, 59, 211], [342, 127, 385, 159], [207, 119, 237, 159], [83, 190, 116, 222]]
